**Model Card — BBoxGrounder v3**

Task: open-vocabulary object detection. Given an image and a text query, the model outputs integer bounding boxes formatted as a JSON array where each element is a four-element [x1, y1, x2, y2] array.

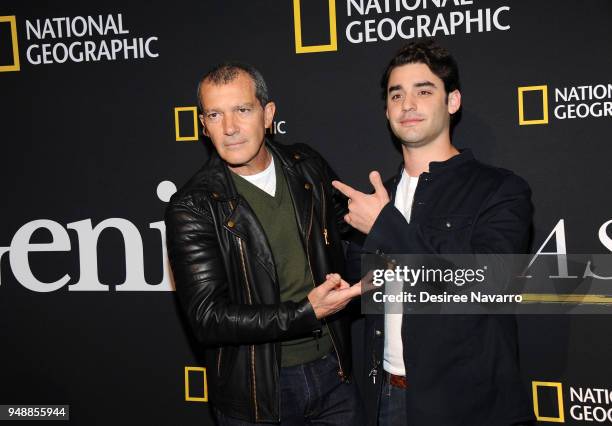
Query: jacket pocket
[[425, 214, 473, 231], [423, 214, 474, 252]]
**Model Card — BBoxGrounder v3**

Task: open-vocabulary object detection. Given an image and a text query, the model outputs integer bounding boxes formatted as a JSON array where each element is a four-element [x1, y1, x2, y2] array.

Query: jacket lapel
[[224, 198, 277, 283], [282, 166, 313, 241], [267, 141, 313, 241]]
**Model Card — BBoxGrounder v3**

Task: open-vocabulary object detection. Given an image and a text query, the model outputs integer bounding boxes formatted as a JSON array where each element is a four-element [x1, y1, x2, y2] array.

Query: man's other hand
[[307, 273, 361, 319]]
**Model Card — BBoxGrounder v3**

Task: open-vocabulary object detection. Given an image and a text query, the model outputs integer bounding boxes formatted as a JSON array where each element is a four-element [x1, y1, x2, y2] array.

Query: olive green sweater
[[231, 157, 332, 367]]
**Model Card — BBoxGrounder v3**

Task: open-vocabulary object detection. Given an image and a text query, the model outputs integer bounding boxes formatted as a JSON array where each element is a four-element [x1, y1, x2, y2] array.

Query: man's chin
[[399, 138, 430, 148], [225, 158, 249, 168], [221, 151, 249, 166]]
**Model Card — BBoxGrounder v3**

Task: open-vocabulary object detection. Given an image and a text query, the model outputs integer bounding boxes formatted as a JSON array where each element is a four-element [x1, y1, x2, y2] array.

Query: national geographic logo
[[292, 0, 510, 54], [518, 83, 612, 125], [293, 0, 337, 53], [533, 381, 565, 423], [0, 13, 159, 71], [184, 366, 208, 402], [0, 16, 20, 71], [532, 380, 612, 423]]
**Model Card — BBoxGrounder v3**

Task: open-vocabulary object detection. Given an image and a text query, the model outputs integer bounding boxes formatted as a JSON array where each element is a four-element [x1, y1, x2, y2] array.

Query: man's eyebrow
[[388, 84, 403, 93], [414, 81, 437, 88]]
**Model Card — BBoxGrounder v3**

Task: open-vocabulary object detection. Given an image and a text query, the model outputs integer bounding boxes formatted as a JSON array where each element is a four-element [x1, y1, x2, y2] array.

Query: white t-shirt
[[239, 156, 276, 196], [383, 168, 419, 375]]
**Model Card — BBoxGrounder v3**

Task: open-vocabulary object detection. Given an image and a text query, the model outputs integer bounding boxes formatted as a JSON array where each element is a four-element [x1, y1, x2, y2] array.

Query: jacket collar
[[196, 139, 312, 200], [388, 148, 474, 198], [200, 139, 314, 282], [428, 148, 474, 173]]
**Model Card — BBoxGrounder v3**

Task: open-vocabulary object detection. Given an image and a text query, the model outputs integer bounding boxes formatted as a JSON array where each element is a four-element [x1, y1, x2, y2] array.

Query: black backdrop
[[1, 1, 612, 424]]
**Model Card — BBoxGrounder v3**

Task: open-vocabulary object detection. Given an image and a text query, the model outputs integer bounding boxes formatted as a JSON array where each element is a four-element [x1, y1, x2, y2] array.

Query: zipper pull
[[368, 367, 378, 384], [323, 228, 330, 245], [313, 328, 322, 351]]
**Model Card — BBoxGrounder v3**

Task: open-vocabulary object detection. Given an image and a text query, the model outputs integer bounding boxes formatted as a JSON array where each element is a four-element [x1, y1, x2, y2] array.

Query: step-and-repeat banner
[[1, 1, 611, 424]]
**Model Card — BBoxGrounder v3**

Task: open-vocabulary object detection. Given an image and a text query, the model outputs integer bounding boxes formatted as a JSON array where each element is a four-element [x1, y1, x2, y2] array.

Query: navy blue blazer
[[348, 149, 535, 426]]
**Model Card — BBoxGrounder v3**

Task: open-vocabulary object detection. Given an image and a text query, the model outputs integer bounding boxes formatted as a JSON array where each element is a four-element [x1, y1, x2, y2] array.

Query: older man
[[165, 62, 362, 425]]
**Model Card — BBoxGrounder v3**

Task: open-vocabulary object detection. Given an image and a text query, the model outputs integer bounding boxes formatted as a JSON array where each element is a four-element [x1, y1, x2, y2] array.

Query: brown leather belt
[[387, 372, 408, 389]]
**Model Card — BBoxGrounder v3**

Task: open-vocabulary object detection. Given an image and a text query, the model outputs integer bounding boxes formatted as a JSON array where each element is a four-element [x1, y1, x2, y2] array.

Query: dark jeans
[[377, 374, 406, 426], [377, 373, 535, 426], [214, 353, 363, 425]]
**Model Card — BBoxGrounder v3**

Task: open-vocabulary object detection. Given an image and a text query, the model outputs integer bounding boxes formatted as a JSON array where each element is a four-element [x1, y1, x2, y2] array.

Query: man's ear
[[199, 114, 209, 137], [447, 90, 461, 114], [263, 101, 276, 129]]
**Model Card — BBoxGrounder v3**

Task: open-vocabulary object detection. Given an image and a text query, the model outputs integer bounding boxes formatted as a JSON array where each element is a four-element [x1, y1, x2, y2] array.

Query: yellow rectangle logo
[[0, 16, 20, 72], [174, 106, 199, 141], [518, 85, 549, 125], [293, 0, 337, 54], [184, 366, 208, 402], [532, 381, 565, 422]]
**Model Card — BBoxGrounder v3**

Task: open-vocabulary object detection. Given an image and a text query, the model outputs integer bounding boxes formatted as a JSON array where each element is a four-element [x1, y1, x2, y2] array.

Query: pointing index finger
[[332, 180, 358, 198]]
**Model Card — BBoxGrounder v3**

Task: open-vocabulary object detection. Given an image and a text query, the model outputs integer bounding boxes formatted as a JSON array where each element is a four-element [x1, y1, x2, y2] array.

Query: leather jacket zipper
[[230, 200, 259, 422], [320, 182, 330, 246], [217, 347, 223, 376], [238, 237, 259, 422], [304, 190, 345, 379]]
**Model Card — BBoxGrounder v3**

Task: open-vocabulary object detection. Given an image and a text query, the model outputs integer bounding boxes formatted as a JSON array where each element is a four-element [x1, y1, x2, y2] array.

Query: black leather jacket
[[165, 140, 351, 423]]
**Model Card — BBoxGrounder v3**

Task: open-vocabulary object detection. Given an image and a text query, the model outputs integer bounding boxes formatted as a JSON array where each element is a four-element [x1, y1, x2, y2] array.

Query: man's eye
[[207, 112, 218, 119], [238, 107, 251, 113], [418, 90, 431, 96], [391, 93, 402, 101]]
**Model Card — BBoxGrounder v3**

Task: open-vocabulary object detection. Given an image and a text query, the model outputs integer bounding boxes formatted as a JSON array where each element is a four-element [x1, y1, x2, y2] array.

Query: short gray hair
[[196, 62, 270, 112]]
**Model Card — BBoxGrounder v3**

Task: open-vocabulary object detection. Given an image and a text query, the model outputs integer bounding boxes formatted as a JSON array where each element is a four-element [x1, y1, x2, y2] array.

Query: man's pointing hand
[[332, 171, 390, 234]]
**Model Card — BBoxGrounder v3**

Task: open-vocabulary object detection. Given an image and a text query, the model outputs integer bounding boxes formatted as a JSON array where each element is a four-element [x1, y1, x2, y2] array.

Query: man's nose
[[223, 113, 238, 136], [402, 95, 417, 112]]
